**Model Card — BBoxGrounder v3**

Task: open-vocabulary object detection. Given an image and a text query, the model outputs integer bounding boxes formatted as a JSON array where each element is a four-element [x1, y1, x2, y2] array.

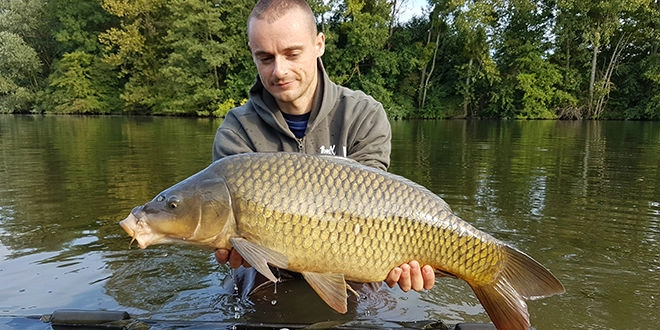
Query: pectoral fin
[[302, 272, 349, 314], [229, 237, 288, 283]]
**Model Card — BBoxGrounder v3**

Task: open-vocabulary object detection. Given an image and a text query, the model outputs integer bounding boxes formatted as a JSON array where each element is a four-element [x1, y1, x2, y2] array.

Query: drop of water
[[271, 299, 277, 306]]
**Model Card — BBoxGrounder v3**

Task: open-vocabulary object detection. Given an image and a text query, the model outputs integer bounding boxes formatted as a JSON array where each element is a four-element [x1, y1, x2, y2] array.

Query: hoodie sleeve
[[347, 100, 392, 171], [212, 111, 255, 162]]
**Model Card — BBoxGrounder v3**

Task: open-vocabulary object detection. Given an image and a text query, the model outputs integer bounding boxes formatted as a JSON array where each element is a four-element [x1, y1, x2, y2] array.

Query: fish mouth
[[119, 212, 150, 249]]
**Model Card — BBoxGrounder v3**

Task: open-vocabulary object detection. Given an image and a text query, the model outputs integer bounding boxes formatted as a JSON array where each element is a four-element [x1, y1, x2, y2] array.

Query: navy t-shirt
[[282, 112, 310, 139]]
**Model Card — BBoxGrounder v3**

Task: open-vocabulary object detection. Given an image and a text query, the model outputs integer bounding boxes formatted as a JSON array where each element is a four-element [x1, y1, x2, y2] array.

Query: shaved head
[[247, 0, 318, 37]]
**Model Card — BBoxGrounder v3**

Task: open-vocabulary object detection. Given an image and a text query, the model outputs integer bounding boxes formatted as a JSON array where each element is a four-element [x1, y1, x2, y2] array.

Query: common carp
[[119, 152, 564, 330]]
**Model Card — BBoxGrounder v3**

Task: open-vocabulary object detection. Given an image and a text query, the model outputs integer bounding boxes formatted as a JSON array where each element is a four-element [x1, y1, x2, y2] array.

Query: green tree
[[554, 0, 649, 118], [510, 47, 570, 119], [50, 0, 115, 54], [47, 51, 120, 113], [0, 0, 56, 67], [158, 0, 253, 116], [388, 15, 437, 118], [99, 0, 253, 115], [607, 0, 660, 119], [323, 0, 396, 113], [489, 0, 575, 119], [450, 0, 501, 118], [98, 0, 169, 113], [2, 0, 658, 119], [0, 31, 42, 112], [42, 0, 121, 114], [416, 1, 451, 115], [0, 0, 54, 112]]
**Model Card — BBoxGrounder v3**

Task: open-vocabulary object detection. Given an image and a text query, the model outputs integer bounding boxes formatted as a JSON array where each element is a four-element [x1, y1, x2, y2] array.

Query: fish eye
[[167, 196, 180, 209]]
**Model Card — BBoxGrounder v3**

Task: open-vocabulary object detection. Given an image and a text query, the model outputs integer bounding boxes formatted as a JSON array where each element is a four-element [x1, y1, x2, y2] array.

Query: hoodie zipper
[[296, 137, 304, 152]]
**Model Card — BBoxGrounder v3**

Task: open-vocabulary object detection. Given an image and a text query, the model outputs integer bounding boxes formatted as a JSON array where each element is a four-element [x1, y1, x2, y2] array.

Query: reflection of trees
[[2, 116, 660, 327], [390, 119, 659, 245], [0, 115, 232, 317], [0, 116, 219, 257], [391, 119, 660, 329]]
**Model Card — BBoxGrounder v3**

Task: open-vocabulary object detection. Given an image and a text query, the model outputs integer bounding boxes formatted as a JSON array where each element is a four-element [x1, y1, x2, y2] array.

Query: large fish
[[119, 152, 564, 330]]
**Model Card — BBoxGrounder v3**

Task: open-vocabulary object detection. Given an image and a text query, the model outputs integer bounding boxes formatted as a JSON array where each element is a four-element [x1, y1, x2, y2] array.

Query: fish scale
[[120, 152, 565, 330], [220, 154, 501, 284], [229, 159, 476, 274]]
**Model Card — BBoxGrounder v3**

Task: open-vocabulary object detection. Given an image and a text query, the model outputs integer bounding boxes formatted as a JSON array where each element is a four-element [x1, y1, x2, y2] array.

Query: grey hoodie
[[212, 59, 391, 171]]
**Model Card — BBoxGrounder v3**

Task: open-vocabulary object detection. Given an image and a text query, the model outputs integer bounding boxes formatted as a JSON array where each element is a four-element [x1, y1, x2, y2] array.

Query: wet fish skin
[[120, 152, 564, 330]]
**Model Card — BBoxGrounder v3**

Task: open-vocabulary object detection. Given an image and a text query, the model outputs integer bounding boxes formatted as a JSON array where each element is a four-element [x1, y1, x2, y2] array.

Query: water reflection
[[1, 115, 659, 329], [105, 246, 224, 318], [390, 119, 660, 329]]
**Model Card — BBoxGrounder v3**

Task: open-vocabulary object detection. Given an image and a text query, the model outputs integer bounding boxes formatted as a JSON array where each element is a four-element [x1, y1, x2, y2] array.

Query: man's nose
[[272, 57, 289, 78]]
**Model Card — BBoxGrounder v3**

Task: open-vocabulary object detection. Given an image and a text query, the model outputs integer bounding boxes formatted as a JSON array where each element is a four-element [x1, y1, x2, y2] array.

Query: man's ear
[[316, 32, 326, 57]]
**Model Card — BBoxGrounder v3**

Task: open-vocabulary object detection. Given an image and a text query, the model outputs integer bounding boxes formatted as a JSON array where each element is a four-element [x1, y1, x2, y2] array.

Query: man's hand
[[215, 248, 250, 268], [216, 248, 434, 292], [384, 260, 435, 292]]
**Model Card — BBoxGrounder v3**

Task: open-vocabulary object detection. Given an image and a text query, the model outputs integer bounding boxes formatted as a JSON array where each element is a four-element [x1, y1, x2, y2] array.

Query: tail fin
[[470, 245, 565, 330]]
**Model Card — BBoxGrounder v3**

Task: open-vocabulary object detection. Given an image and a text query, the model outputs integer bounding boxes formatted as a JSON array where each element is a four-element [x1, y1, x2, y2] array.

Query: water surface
[[1, 116, 658, 329]]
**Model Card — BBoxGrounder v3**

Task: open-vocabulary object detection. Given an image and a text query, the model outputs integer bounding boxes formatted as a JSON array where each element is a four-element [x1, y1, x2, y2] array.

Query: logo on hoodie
[[320, 145, 348, 157], [319, 145, 336, 155]]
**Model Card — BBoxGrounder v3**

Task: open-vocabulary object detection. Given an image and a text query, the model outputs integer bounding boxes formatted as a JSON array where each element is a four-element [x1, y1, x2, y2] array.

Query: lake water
[[1, 115, 658, 329]]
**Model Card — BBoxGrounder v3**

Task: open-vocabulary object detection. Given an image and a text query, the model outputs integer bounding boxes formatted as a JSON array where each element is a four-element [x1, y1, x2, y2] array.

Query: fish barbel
[[119, 152, 564, 330]]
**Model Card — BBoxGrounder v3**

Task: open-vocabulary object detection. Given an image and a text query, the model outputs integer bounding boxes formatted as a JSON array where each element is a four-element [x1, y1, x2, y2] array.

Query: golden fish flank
[[119, 152, 564, 330], [237, 159, 493, 280]]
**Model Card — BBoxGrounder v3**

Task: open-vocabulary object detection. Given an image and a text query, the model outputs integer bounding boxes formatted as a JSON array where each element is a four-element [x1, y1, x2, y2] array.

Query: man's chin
[[271, 91, 300, 104]]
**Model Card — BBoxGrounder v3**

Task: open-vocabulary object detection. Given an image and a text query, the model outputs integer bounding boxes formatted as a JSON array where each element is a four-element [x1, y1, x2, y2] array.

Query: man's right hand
[[215, 248, 250, 268]]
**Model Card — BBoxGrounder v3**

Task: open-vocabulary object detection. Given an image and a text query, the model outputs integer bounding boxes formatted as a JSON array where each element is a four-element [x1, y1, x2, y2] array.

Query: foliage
[[45, 51, 122, 114], [0, 0, 658, 118], [0, 31, 42, 113], [0, 0, 52, 112], [205, 98, 248, 118], [489, 0, 577, 119], [95, 0, 255, 115]]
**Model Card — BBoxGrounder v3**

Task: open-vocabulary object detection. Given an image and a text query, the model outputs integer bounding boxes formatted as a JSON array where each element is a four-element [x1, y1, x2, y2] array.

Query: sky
[[397, 0, 429, 23]]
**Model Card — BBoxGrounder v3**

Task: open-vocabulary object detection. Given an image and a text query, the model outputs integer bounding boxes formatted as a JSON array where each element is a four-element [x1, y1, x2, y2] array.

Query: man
[[212, 0, 434, 294]]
